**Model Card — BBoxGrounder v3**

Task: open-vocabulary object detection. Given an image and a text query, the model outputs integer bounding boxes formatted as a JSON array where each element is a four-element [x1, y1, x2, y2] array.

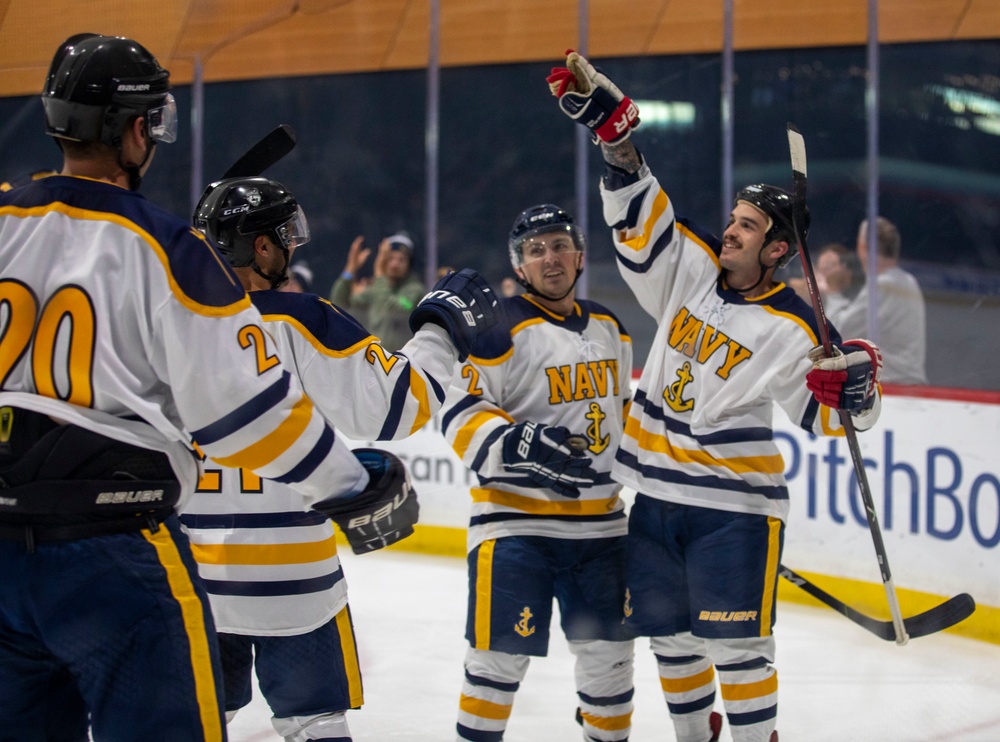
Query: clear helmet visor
[[274, 206, 311, 250], [147, 94, 177, 143], [512, 226, 584, 267]]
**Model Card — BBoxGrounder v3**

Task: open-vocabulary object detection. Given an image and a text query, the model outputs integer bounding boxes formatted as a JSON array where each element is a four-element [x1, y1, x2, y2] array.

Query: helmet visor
[[147, 94, 177, 143], [274, 206, 311, 250], [511, 225, 583, 268]]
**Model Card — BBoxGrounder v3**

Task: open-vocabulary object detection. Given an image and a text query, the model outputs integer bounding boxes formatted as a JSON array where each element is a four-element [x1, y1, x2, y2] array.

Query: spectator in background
[[789, 242, 864, 328], [837, 217, 928, 385], [500, 275, 523, 297], [330, 231, 426, 351], [281, 258, 314, 293]]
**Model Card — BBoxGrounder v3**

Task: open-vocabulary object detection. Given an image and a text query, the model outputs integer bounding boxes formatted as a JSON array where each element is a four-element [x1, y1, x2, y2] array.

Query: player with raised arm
[[442, 204, 635, 742], [186, 175, 498, 741], [548, 51, 884, 742], [0, 34, 372, 741]]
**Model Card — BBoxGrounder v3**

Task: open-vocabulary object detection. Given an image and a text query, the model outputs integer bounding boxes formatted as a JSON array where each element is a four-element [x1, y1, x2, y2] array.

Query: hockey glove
[[547, 49, 640, 145], [409, 268, 499, 362], [806, 339, 883, 413], [500, 422, 598, 498], [313, 448, 418, 554]]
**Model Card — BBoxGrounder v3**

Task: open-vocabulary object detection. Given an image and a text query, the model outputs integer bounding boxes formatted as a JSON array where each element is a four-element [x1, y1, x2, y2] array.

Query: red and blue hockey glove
[[409, 268, 498, 362], [313, 448, 418, 554], [806, 339, 883, 413], [547, 49, 640, 145], [501, 422, 597, 498]]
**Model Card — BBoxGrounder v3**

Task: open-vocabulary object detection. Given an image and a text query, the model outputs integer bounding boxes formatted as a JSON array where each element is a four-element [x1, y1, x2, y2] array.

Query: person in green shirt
[[330, 231, 427, 351]]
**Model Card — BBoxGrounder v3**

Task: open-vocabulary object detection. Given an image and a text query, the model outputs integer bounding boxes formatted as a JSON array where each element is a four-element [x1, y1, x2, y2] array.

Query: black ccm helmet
[[734, 184, 809, 268], [507, 203, 586, 270], [41, 34, 175, 147], [193, 177, 310, 268]]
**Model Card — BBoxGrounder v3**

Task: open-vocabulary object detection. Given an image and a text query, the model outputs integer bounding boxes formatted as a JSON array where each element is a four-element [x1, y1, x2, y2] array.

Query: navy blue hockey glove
[[547, 49, 640, 145], [409, 268, 499, 361], [806, 339, 883, 413], [500, 422, 597, 498], [313, 448, 418, 554]]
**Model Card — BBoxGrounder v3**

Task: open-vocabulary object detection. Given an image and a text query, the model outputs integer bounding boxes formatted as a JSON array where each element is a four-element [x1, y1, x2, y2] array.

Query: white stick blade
[[787, 123, 807, 176]]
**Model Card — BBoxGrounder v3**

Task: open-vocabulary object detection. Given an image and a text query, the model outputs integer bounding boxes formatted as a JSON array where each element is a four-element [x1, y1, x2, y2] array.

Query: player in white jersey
[[548, 51, 885, 742], [442, 204, 635, 742], [185, 175, 498, 741], [0, 34, 373, 742]]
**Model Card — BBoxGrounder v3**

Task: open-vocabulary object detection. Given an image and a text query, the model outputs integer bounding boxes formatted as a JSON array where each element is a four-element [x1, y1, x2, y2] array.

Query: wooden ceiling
[[0, 0, 996, 98]]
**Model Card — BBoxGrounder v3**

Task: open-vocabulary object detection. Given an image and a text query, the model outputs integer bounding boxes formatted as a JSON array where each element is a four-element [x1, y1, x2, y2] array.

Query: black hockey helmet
[[507, 203, 586, 269], [734, 184, 809, 268], [41, 34, 175, 147], [193, 177, 310, 268]]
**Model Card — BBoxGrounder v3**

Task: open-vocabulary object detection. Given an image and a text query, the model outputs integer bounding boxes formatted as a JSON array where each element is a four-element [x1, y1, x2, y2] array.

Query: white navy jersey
[[442, 294, 633, 552], [182, 290, 460, 634], [0, 175, 365, 505], [599, 166, 880, 523]]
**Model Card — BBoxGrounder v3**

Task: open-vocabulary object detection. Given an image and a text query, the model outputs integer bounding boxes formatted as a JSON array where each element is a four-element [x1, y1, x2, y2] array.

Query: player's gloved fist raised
[[806, 339, 883, 413], [313, 448, 418, 554], [500, 421, 597, 498], [547, 49, 640, 145], [409, 268, 499, 362]]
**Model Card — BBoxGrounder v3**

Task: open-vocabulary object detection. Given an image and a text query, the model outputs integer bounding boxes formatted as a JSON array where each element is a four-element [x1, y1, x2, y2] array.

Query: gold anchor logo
[[514, 607, 536, 637], [664, 362, 695, 413], [623, 588, 633, 619], [585, 402, 610, 454]]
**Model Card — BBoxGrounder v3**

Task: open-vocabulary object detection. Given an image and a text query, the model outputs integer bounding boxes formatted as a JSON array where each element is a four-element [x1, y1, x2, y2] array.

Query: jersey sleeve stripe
[[452, 408, 512, 460], [191, 370, 293, 446], [375, 369, 414, 440], [632, 389, 774, 445], [269, 421, 335, 485], [209, 392, 315, 470], [407, 366, 433, 435], [619, 188, 669, 253]]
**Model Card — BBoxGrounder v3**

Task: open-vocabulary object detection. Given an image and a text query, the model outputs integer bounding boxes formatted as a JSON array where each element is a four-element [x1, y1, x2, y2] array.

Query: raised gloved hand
[[806, 339, 883, 413], [313, 448, 418, 554], [409, 268, 499, 362], [547, 49, 640, 145], [500, 421, 597, 498]]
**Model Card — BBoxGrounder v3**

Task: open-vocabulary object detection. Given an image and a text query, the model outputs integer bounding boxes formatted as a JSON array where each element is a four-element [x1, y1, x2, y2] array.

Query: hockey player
[[548, 51, 884, 742], [0, 34, 383, 741], [442, 204, 635, 741], [187, 175, 498, 741]]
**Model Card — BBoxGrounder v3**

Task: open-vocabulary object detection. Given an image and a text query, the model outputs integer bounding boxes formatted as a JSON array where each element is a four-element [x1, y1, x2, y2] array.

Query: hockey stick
[[221, 124, 297, 179], [779, 564, 975, 641], [786, 123, 975, 644]]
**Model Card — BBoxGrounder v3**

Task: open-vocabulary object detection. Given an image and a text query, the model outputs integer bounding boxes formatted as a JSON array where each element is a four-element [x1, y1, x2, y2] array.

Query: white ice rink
[[227, 549, 1000, 742]]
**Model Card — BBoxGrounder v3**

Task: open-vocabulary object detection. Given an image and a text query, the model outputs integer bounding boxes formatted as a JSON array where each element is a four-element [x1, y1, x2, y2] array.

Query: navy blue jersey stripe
[[200, 566, 344, 597], [632, 388, 774, 445], [470, 511, 626, 527], [191, 370, 292, 445], [179, 511, 328, 529], [615, 449, 789, 500], [272, 422, 336, 485], [377, 366, 413, 440]]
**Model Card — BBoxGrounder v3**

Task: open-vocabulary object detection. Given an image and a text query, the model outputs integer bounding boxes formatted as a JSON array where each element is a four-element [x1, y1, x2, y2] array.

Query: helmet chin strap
[[517, 266, 583, 303], [253, 245, 291, 290], [726, 242, 780, 295], [118, 127, 157, 191]]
